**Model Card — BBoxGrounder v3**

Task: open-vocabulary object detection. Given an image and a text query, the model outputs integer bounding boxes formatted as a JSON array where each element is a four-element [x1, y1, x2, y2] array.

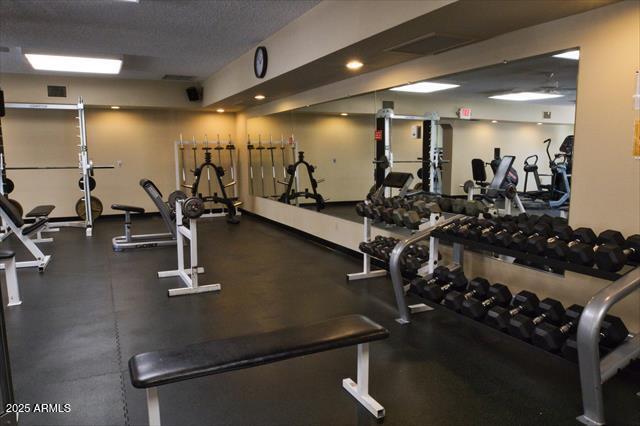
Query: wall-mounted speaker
[[186, 87, 201, 102]]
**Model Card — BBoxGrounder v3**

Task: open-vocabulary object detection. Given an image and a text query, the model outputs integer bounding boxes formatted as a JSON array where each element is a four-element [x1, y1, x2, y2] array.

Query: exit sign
[[458, 107, 472, 120]]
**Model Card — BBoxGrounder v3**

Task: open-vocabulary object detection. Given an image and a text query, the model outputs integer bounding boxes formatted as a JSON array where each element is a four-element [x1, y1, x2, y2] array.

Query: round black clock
[[254, 46, 268, 79]]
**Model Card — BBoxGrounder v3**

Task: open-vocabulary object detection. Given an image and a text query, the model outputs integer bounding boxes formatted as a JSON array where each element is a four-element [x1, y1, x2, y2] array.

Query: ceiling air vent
[[161, 74, 196, 81], [387, 33, 474, 56]]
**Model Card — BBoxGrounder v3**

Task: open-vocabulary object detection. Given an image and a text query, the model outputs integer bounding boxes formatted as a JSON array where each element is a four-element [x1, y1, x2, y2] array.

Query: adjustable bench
[[24, 205, 57, 243], [0, 194, 51, 271], [129, 315, 389, 425], [111, 179, 177, 251]]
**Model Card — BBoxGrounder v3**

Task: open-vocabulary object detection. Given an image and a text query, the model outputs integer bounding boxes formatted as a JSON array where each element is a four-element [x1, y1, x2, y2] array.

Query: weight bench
[[0, 194, 51, 271], [111, 179, 177, 251], [129, 315, 389, 425], [24, 205, 58, 243]]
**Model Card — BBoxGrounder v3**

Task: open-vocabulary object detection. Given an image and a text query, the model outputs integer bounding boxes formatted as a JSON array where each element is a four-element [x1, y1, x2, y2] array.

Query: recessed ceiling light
[[216, 108, 225, 113], [110, 106, 120, 110], [25, 53, 122, 74], [254, 94, 266, 100], [490, 92, 564, 101], [340, 113, 349, 116], [553, 50, 580, 60], [537, 122, 543, 125], [491, 120, 498, 123], [346, 60, 363, 70], [390, 82, 459, 94]]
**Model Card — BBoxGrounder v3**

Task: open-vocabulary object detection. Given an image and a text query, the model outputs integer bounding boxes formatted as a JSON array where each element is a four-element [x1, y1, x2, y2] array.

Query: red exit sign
[[457, 107, 472, 120]]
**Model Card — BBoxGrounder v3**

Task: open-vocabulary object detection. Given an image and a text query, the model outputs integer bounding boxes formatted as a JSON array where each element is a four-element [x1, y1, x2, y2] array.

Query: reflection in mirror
[[248, 49, 578, 231]]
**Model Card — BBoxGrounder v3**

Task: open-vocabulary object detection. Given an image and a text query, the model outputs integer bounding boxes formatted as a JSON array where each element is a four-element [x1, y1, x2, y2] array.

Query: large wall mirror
[[247, 49, 578, 225]]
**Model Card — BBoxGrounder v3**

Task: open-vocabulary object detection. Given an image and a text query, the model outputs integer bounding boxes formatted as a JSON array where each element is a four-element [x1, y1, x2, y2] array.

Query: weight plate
[[2, 178, 15, 195], [375, 155, 390, 170], [417, 167, 423, 179], [8, 198, 23, 218], [182, 197, 205, 219], [78, 176, 97, 191], [75, 196, 104, 220], [168, 190, 188, 210], [463, 180, 475, 194], [216, 165, 225, 177]]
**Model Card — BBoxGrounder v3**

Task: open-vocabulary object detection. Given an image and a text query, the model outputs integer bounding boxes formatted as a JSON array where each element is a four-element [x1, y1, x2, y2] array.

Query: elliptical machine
[[522, 136, 572, 208], [278, 151, 326, 211], [191, 140, 241, 224]]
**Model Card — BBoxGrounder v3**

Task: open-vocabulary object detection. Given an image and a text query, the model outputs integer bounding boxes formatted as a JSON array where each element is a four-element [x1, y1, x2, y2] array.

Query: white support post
[[157, 200, 220, 296], [2, 257, 21, 306], [146, 387, 161, 426], [346, 216, 387, 281], [342, 343, 385, 419]]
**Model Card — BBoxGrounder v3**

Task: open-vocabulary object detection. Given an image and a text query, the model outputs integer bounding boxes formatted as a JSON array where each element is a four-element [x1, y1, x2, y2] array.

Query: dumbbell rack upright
[[426, 228, 639, 426]]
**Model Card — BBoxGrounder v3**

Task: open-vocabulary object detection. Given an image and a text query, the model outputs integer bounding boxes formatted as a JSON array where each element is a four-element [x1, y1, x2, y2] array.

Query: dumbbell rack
[[426, 228, 640, 426]]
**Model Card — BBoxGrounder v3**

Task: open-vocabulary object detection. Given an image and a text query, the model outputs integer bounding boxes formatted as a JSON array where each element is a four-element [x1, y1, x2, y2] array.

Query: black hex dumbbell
[[508, 298, 565, 341], [423, 270, 468, 302], [460, 283, 512, 320], [508, 221, 552, 251], [526, 224, 574, 255], [409, 266, 451, 297], [560, 310, 629, 360], [485, 290, 540, 331], [545, 227, 597, 260], [567, 229, 627, 266], [532, 305, 618, 353], [594, 234, 640, 272], [443, 277, 490, 312]]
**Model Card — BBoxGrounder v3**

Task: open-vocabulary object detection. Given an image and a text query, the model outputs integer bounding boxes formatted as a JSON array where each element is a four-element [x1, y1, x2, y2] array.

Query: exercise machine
[[464, 156, 526, 215], [111, 179, 178, 251], [278, 151, 326, 211], [522, 136, 572, 209]]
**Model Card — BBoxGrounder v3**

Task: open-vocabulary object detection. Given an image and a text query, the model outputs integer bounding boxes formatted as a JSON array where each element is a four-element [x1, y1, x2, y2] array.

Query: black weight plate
[[2, 178, 14, 194], [78, 176, 96, 191], [182, 197, 205, 219], [168, 190, 188, 210], [8, 198, 22, 218]]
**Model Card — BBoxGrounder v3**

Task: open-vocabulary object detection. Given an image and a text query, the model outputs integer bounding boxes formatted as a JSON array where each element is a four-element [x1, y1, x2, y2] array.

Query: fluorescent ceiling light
[[216, 108, 225, 113], [537, 122, 543, 125], [25, 54, 122, 74], [346, 60, 363, 70], [390, 82, 459, 94], [110, 106, 120, 110], [254, 94, 266, 100], [490, 92, 564, 101], [491, 120, 498, 123], [553, 50, 579, 60]]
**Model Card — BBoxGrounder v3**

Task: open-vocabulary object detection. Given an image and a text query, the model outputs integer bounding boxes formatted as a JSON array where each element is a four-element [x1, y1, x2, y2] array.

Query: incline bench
[[129, 315, 389, 425], [0, 194, 51, 271]]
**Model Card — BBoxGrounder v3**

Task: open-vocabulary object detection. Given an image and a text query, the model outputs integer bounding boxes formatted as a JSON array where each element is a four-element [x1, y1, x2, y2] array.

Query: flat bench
[[25, 205, 55, 218], [129, 314, 389, 425]]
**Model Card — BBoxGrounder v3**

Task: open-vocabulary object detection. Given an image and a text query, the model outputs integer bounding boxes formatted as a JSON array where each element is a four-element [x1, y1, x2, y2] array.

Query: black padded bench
[[25, 205, 55, 218], [129, 315, 389, 425]]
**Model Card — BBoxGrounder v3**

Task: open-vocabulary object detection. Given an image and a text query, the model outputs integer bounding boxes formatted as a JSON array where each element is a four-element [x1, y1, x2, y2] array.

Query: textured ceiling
[[0, 0, 319, 80]]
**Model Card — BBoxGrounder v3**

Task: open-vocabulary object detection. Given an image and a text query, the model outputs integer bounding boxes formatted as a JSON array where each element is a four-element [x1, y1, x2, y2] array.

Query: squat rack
[[374, 109, 441, 195], [2, 98, 110, 236]]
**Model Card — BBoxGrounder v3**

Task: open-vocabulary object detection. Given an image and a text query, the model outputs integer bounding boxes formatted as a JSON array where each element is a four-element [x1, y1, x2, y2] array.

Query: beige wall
[[237, 1, 640, 328], [0, 73, 199, 109], [2, 108, 236, 217]]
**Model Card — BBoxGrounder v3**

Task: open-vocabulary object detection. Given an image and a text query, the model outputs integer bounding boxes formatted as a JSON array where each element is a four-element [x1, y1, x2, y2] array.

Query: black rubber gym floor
[[2, 215, 639, 426]]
